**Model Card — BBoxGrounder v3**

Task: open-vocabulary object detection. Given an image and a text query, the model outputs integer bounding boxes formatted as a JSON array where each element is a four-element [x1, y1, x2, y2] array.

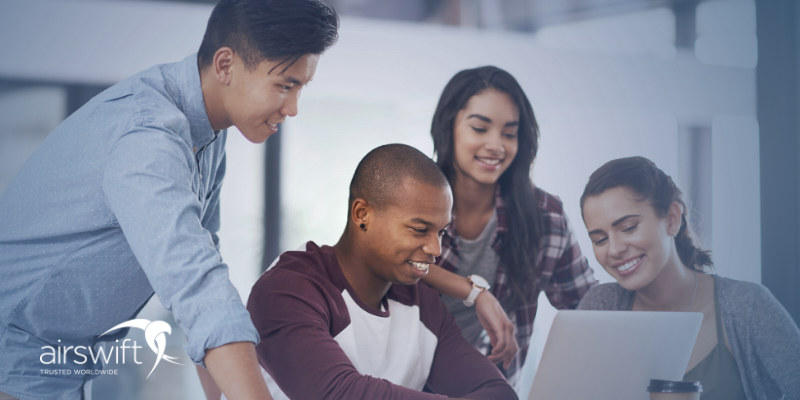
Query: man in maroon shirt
[[247, 144, 517, 400]]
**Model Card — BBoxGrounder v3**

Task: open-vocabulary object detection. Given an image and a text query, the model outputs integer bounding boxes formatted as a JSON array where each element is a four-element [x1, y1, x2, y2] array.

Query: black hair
[[349, 144, 449, 213], [580, 156, 713, 272], [431, 66, 543, 309], [197, 0, 339, 73]]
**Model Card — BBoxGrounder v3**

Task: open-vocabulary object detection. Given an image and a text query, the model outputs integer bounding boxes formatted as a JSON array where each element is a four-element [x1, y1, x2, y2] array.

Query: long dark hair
[[431, 66, 543, 308], [579, 156, 713, 272]]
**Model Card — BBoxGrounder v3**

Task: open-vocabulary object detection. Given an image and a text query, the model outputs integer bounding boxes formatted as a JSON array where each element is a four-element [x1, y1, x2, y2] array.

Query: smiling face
[[221, 53, 319, 143], [582, 186, 682, 291], [363, 177, 453, 286], [452, 88, 520, 186]]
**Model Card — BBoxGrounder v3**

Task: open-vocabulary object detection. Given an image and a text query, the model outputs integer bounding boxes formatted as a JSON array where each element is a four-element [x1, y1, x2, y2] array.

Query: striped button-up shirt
[[0, 54, 258, 399]]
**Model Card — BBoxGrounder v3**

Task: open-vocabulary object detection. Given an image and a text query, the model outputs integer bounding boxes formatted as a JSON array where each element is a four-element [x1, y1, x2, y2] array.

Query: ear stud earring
[[360, 223, 366, 230]]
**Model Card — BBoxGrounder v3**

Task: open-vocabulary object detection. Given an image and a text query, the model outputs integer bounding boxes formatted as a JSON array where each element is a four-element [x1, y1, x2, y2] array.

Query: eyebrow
[[587, 215, 641, 236], [410, 217, 434, 227], [467, 114, 519, 127], [467, 114, 492, 124], [410, 218, 451, 230], [283, 76, 302, 86]]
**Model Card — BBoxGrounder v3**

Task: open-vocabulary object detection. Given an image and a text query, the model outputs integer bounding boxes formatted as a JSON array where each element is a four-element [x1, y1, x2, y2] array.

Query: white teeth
[[267, 122, 277, 129], [477, 157, 501, 165], [409, 261, 429, 272], [617, 256, 643, 272]]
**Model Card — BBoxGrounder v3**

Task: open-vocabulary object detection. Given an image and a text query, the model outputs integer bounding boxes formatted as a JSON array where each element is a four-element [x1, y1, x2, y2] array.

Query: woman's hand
[[474, 290, 518, 369], [421, 264, 519, 367]]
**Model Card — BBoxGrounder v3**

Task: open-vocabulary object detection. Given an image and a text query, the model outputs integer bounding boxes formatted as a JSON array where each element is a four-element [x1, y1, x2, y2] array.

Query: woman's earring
[[360, 223, 366, 230]]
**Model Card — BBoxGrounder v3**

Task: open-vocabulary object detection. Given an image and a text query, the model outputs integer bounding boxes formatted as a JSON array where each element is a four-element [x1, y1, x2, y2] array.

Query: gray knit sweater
[[577, 275, 800, 400]]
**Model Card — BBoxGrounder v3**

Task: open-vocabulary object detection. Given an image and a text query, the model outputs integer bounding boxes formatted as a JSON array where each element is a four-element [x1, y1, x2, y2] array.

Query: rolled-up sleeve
[[102, 122, 258, 367]]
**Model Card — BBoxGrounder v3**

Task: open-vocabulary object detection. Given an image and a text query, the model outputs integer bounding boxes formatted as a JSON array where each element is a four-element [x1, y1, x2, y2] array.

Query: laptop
[[523, 310, 702, 400]]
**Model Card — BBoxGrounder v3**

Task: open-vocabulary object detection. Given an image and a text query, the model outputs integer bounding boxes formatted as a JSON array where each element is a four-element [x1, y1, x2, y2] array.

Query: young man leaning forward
[[0, 1, 337, 399], [240, 144, 517, 400]]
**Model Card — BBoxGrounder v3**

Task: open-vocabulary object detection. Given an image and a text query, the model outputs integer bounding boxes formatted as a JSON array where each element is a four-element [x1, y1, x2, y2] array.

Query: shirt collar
[[173, 53, 218, 147]]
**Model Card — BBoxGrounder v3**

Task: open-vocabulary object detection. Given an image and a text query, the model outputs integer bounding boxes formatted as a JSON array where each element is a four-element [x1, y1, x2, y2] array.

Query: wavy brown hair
[[431, 66, 543, 309], [580, 156, 713, 272]]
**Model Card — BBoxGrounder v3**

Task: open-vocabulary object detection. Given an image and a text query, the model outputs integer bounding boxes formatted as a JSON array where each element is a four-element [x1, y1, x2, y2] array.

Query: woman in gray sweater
[[577, 156, 800, 400]]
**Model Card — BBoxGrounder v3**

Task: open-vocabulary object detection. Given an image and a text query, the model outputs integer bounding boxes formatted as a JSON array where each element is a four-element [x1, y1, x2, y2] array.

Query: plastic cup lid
[[647, 379, 703, 393]]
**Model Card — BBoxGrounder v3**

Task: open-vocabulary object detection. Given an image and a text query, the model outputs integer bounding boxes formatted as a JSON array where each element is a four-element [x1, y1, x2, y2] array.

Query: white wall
[[0, 0, 211, 84]]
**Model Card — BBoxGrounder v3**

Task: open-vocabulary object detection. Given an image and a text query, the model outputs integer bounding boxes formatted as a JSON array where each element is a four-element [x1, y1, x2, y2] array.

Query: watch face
[[470, 275, 489, 289]]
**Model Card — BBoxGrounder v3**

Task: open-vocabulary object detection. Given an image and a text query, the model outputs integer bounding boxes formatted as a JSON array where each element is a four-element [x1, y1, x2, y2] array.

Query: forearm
[[455, 384, 518, 400], [197, 364, 222, 400], [427, 334, 518, 400], [423, 265, 518, 367], [423, 264, 472, 300], [204, 341, 273, 400]]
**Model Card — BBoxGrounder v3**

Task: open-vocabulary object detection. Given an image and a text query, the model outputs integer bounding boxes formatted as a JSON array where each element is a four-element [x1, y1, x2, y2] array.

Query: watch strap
[[463, 286, 482, 307]]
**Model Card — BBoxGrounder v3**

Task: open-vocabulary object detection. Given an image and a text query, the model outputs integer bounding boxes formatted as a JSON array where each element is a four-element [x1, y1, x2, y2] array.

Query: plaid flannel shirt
[[435, 186, 597, 379]]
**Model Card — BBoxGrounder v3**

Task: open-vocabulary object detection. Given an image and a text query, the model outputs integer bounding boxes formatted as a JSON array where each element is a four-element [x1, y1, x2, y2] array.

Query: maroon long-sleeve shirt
[[246, 242, 518, 400]]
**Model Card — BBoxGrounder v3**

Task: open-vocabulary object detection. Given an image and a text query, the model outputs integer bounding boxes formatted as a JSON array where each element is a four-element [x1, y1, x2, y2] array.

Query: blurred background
[[0, 0, 797, 398]]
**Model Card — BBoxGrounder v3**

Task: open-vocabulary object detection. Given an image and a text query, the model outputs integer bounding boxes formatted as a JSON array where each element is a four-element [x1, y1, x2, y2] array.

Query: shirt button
[[193, 147, 197, 153], [200, 174, 203, 179]]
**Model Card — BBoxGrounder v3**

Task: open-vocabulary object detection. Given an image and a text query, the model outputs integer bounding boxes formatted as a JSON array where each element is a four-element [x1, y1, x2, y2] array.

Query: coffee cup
[[647, 379, 702, 400]]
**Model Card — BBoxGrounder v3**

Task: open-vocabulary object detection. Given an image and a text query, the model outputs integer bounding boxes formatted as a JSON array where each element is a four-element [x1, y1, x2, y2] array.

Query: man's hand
[[474, 290, 518, 369]]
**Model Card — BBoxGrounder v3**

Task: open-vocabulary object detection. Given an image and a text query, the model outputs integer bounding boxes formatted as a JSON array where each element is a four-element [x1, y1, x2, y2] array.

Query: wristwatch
[[463, 275, 490, 307]]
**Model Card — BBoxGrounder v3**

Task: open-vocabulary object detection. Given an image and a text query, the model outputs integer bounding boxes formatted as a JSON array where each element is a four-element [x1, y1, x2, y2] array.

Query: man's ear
[[351, 198, 371, 230], [211, 47, 235, 86]]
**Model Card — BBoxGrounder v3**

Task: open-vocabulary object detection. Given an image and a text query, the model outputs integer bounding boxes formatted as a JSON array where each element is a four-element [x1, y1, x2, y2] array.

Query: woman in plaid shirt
[[420, 66, 598, 382]]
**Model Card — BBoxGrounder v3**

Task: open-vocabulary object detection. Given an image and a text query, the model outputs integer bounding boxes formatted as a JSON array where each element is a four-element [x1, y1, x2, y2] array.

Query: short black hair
[[349, 144, 449, 211], [198, 0, 339, 73]]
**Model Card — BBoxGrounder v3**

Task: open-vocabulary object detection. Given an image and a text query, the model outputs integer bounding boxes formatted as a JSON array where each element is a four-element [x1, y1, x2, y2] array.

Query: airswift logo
[[40, 319, 183, 379], [99, 319, 183, 378]]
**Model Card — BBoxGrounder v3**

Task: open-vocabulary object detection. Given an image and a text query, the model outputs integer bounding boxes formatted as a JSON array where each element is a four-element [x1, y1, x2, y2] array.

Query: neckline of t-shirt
[[458, 209, 498, 245], [320, 244, 392, 318]]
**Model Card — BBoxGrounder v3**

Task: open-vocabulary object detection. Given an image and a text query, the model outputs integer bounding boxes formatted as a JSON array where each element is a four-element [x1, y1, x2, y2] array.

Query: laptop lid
[[525, 310, 702, 400]]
